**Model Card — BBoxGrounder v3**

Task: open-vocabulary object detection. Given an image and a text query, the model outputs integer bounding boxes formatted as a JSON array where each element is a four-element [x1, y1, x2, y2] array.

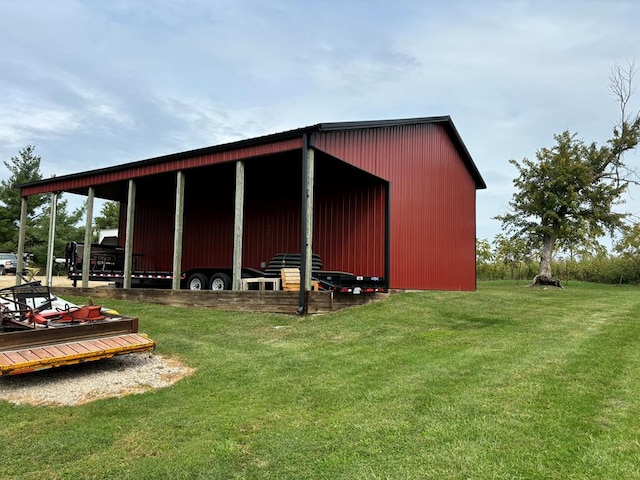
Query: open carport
[[16, 116, 486, 311]]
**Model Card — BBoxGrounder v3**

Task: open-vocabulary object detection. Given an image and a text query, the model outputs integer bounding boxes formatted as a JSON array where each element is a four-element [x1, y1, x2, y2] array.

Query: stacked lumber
[[280, 268, 300, 292]]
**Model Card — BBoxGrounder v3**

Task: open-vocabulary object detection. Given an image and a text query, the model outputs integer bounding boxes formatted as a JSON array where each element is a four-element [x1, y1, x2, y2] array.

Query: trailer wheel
[[187, 273, 208, 290], [209, 272, 231, 290]]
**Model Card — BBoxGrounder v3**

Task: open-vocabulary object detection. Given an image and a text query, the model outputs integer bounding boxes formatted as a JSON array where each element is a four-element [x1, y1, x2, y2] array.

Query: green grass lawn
[[2, 281, 640, 479]]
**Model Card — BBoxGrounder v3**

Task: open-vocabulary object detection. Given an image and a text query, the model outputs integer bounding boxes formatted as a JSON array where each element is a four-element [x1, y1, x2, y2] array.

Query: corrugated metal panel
[[20, 138, 303, 197], [181, 163, 236, 270], [44, 121, 476, 291], [120, 151, 386, 279], [119, 166, 237, 272], [242, 153, 302, 268], [314, 123, 477, 291], [122, 153, 304, 273], [128, 173, 177, 271], [313, 154, 385, 277]]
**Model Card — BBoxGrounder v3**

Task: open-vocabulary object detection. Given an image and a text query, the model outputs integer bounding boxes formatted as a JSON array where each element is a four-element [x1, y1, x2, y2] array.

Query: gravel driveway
[[0, 274, 193, 406]]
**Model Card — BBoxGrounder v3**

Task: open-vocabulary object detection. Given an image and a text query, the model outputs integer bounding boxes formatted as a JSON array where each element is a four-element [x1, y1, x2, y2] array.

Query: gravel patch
[[0, 353, 194, 406]]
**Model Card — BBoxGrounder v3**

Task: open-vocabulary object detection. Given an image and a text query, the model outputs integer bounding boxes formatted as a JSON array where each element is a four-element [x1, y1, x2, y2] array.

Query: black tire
[[209, 272, 231, 291], [0, 266, 5, 276], [187, 272, 208, 290]]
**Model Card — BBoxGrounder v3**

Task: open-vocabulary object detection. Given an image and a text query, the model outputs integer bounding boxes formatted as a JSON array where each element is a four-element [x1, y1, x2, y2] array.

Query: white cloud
[[0, 0, 639, 241]]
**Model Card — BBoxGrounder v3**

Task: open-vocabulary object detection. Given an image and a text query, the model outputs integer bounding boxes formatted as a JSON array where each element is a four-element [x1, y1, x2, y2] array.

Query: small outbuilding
[[18, 116, 486, 292]]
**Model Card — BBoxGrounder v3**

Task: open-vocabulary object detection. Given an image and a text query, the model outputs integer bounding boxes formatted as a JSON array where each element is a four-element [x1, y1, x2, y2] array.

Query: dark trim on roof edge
[[21, 116, 486, 191]]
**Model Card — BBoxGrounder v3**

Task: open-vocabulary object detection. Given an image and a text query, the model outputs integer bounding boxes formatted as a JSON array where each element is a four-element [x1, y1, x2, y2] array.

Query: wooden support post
[[82, 187, 95, 288], [172, 171, 185, 290], [123, 179, 136, 290], [15, 197, 28, 287], [302, 147, 315, 292], [232, 161, 245, 291], [45, 192, 58, 287], [299, 136, 315, 315]]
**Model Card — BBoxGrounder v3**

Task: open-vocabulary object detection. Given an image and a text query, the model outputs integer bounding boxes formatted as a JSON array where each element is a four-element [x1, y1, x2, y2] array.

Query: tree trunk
[[539, 233, 555, 277], [532, 231, 563, 288]]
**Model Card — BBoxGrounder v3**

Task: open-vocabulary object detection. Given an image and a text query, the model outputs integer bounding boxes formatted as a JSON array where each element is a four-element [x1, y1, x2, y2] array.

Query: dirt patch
[[0, 274, 105, 289], [0, 353, 195, 406]]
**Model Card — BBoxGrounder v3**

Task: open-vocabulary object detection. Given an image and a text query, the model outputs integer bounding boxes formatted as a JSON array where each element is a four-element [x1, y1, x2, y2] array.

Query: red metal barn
[[19, 116, 486, 291]]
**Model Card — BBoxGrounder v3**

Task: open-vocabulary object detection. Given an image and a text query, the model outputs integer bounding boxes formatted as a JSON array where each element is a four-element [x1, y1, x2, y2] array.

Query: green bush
[[478, 255, 640, 285]]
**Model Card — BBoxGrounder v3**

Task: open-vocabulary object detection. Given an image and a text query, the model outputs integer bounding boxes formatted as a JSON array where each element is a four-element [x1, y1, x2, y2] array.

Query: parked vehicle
[[64, 241, 387, 293], [0, 253, 18, 275]]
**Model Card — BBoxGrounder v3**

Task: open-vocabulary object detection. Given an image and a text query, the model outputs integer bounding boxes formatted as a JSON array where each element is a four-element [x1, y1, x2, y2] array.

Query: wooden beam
[[172, 171, 185, 290], [298, 136, 315, 313], [82, 187, 95, 288], [15, 197, 28, 287], [45, 192, 58, 287], [300, 148, 315, 292], [232, 160, 245, 291], [123, 179, 136, 290]]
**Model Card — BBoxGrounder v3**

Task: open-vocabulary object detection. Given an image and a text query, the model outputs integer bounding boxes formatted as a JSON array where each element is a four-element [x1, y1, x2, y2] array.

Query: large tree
[[0, 145, 46, 251], [28, 198, 85, 267], [94, 201, 120, 231], [496, 62, 640, 282], [0, 145, 87, 268]]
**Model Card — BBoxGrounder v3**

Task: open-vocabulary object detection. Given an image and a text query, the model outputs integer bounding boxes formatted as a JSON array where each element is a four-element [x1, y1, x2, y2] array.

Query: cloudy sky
[[1, 0, 638, 243]]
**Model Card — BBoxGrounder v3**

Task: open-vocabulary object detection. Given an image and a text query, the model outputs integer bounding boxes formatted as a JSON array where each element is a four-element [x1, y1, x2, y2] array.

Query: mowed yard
[[2, 281, 640, 479]]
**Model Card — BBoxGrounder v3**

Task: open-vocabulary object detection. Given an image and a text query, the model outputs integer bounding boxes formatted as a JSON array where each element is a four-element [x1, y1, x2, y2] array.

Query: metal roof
[[21, 116, 486, 191]]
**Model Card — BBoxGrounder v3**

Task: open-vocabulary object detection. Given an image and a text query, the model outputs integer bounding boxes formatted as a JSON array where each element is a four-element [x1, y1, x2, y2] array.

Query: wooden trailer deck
[[0, 317, 156, 376]]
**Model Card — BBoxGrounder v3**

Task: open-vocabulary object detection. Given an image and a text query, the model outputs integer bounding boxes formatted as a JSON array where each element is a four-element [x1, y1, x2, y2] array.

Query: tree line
[[0, 146, 119, 269], [477, 232, 640, 285]]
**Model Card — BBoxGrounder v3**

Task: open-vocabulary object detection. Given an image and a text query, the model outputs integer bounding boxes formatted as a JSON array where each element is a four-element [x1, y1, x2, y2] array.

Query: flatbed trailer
[[64, 241, 263, 290], [64, 242, 387, 293], [0, 317, 155, 376], [0, 281, 156, 376]]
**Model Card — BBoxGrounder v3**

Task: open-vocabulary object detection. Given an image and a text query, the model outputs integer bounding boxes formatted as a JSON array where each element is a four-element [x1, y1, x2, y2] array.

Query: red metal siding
[[241, 152, 384, 276], [243, 155, 302, 267], [121, 173, 177, 271], [314, 123, 477, 290], [119, 152, 386, 278], [312, 155, 386, 277], [120, 153, 303, 273], [44, 121, 476, 291], [120, 166, 237, 272], [20, 138, 303, 197]]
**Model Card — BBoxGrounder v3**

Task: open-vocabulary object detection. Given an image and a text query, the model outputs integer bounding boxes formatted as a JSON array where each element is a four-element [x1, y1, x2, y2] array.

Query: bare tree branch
[[609, 58, 637, 127]]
